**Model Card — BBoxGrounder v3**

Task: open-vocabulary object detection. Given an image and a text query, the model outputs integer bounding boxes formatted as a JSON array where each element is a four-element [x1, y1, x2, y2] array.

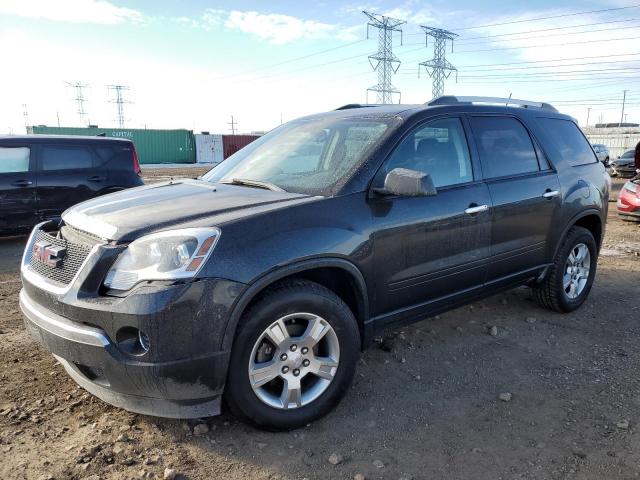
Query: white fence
[[583, 127, 640, 159]]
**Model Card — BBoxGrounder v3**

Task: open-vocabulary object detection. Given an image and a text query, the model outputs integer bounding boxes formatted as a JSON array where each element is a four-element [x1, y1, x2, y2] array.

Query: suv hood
[[62, 179, 315, 242]]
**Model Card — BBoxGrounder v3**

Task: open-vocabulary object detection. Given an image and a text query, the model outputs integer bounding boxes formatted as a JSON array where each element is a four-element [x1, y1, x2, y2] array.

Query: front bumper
[[20, 275, 244, 418]]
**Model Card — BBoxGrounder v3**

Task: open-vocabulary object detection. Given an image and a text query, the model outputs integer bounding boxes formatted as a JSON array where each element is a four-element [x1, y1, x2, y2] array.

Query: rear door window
[[40, 146, 94, 171], [536, 118, 597, 166], [470, 116, 541, 179], [0, 147, 30, 173]]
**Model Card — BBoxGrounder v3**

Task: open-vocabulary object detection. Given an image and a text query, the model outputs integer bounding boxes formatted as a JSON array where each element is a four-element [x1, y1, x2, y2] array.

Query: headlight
[[104, 228, 220, 291]]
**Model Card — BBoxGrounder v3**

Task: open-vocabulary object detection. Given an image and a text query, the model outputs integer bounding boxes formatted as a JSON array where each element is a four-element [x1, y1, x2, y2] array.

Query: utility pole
[[620, 89, 628, 127], [419, 26, 458, 100], [107, 85, 131, 128], [586, 107, 591, 127], [228, 115, 237, 135], [22, 104, 29, 131], [363, 11, 405, 104], [65, 81, 89, 126]]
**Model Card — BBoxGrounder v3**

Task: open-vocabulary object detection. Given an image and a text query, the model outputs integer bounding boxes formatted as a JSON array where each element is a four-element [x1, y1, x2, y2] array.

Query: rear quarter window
[[40, 146, 94, 170], [536, 117, 597, 167]]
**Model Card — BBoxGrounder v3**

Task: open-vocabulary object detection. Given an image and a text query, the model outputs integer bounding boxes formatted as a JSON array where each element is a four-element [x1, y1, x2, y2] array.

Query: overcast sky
[[0, 0, 638, 134]]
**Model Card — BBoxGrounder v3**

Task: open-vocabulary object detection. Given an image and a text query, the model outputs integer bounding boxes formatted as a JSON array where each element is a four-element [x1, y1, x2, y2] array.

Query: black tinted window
[[385, 117, 473, 188], [536, 118, 596, 166], [41, 146, 93, 171], [470, 116, 540, 178]]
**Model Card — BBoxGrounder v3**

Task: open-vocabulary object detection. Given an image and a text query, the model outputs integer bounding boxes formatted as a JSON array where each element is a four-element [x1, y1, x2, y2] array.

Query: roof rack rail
[[426, 96, 558, 112], [335, 104, 379, 110]]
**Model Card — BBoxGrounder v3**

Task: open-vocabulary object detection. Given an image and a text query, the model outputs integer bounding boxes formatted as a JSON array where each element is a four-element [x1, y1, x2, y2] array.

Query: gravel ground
[[1, 175, 639, 480]]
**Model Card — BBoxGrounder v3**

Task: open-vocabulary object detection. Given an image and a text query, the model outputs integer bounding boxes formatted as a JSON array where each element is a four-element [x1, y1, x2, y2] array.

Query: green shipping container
[[27, 126, 196, 165]]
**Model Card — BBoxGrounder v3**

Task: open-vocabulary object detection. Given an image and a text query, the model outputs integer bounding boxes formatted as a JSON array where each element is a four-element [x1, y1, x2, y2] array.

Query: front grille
[[28, 229, 94, 286]]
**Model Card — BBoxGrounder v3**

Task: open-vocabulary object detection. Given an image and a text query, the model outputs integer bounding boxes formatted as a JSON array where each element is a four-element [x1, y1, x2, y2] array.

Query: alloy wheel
[[563, 243, 591, 300], [248, 313, 340, 410]]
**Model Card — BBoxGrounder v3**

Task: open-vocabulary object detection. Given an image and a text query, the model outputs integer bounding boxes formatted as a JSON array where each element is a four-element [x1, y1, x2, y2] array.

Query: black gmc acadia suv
[[20, 97, 610, 430]]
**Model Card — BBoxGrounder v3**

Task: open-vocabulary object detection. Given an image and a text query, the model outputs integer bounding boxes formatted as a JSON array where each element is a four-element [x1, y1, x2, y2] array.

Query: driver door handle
[[465, 204, 489, 215], [12, 179, 33, 187], [543, 190, 560, 199]]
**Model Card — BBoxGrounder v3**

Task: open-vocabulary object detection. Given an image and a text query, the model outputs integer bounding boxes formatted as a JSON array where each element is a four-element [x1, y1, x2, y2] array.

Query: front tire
[[533, 226, 598, 313], [225, 279, 360, 430]]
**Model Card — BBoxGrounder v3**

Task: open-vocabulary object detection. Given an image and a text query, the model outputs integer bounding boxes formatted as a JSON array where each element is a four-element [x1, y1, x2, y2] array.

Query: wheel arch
[[555, 209, 604, 259], [221, 258, 370, 352]]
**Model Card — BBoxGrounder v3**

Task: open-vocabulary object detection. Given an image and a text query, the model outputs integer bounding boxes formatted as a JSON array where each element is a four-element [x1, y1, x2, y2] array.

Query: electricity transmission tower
[[363, 11, 405, 104], [22, 104, 29, 130], [65, 81, 89, 126], [107, 85, 131, 128], [419, 26, 458, 99]]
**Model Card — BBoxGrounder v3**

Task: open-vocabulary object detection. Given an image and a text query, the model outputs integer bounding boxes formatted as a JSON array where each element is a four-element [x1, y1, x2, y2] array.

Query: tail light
[[131, 146, 141, 175]]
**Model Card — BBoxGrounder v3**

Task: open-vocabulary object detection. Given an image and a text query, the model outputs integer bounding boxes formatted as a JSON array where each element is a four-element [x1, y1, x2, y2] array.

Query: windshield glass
[[202, 116, 393, 195], [620, 150, 634, 158]]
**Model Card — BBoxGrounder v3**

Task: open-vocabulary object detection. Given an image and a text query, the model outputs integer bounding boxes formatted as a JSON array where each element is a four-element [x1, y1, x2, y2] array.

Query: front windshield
[[202, 116, 393, 195], [621, 150, 634, 158]]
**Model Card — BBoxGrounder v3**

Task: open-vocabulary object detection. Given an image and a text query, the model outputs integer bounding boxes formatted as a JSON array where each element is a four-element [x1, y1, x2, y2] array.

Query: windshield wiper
[[220, 178, 285, 192]]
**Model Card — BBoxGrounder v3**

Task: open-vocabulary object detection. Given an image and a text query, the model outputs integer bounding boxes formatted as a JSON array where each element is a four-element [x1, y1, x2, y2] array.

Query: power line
[[458, 75, 639, 84], [213, 39, 366, 81], [399, 59, 640, 75], [419, 26, 458, 99], [457, 53, 640, 69], [453, 17, 640, 43], [363, 11, 406, 104], [453, 21, 640, 45], [452, 4, 640, 31], [451, 35, 640, 54], [459, 67, 640, 79]]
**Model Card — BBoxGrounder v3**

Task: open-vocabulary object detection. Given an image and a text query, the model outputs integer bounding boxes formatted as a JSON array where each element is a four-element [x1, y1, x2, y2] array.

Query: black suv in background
[[20, 97, 610, 430], [0, 135, 143, 235]]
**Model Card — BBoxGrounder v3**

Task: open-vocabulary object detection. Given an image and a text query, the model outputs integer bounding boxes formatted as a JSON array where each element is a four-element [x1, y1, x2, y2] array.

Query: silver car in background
[[592, 144, 610, 165]]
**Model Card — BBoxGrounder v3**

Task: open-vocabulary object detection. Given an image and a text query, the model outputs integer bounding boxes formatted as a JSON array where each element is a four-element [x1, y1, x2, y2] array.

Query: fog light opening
[[116, 326, 150, 356]]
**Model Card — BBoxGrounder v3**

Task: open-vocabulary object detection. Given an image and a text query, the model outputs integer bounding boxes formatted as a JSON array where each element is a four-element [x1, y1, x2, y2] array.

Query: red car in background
[[618, 180, 640, 221]]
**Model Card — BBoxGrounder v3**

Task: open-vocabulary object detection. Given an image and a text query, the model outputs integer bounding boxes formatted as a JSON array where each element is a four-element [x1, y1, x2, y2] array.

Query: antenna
[[65, 81, 89, 126], [419, 26, 458, 100], [107, 85, 131, 128], [363, 11, 406, 104]]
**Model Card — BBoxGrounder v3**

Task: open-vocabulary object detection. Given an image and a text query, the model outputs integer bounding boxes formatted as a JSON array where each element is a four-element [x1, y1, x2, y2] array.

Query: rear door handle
[[465, 204, 489, 215], [543, 190, 560, 199], [12, 179, 33, 187], [88, 175, 105, 182]]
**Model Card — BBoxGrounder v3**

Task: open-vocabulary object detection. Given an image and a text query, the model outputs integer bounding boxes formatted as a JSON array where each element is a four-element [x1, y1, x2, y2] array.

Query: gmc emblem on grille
[[32, 241, 66, 268]]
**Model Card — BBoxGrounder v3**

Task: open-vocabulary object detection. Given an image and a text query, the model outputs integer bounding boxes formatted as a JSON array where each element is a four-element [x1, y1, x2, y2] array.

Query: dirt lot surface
[[1, 175, 639, 480]]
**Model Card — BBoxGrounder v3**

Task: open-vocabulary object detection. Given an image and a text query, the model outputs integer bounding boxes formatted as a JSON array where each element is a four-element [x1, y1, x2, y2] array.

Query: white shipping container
[[195, 134, 224, 164]]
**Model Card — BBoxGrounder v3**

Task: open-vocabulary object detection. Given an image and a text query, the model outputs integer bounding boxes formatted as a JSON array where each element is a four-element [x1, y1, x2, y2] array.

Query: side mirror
[[375, 168, 437, 197]]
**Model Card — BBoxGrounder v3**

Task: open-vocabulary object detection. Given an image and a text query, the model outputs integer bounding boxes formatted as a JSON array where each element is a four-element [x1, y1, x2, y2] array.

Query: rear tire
[[533, 226, 598, 313], [224, 279, 360, 430]]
